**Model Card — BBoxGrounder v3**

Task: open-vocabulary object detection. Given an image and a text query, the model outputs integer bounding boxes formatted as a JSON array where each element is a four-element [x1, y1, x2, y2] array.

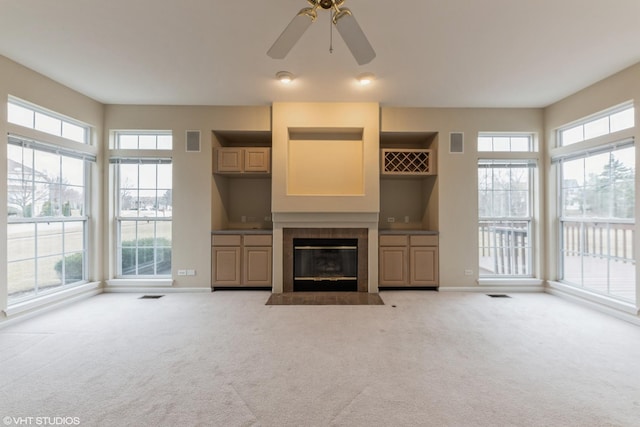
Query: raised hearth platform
[[266, 292, 384, 306]]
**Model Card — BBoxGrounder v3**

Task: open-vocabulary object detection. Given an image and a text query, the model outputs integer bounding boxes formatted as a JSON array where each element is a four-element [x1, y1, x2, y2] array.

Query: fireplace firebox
[[283, 228, 368, 293], [293, 238, 358, 291]]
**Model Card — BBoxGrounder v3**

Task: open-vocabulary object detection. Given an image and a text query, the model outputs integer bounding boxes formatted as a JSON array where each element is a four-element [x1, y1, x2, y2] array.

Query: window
[[114, 131, 172, 150], [8, 98, 89, 144], [113, 158, 172, 277], [557, 143, 635, 301], [478, 134, 534, 152], [7, 136, 94, 302], [559, 104, 634, 146], [112, 131, 173, 277], [478, 159, 535, 276]]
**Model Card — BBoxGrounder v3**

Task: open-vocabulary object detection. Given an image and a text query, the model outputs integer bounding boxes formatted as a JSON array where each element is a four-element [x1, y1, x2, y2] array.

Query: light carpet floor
[[1, 291, 639, 426]]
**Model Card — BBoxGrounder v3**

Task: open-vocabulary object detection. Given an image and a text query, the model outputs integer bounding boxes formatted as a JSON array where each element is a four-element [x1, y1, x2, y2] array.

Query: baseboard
[[1, 282, 102, 328], [103, 286, 210, 293], [439, 285, 544, 293]]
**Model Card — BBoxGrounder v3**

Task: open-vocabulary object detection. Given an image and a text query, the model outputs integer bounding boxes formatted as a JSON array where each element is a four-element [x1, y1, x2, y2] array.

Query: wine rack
[[381, 149, 435, 175]]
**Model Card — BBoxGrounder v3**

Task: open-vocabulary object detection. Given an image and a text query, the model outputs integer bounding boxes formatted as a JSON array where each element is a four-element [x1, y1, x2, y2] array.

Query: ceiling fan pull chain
[[329, 11, 334, 54]]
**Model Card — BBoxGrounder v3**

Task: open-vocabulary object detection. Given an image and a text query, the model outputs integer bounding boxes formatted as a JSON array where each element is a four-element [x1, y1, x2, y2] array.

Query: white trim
[[546, 281, 638, 315], [439, 285, 544, 293], [103, 285, 210, 294], [478, 278, 544, 286], [1, 282, 102, 325], [106, 278, 174, 288], [546, 283, 640, 326]]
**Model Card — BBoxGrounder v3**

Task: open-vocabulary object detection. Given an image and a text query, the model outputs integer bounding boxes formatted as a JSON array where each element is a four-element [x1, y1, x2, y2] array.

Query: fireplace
[[294, 238, 358, 291], [283, 228, 368, 292]]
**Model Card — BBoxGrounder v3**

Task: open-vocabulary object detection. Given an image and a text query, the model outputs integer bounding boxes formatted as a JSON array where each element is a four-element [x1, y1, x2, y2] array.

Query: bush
[[54, 252, 84, 283], [121, 237, 171, 275], [54, 238, 172, 279]]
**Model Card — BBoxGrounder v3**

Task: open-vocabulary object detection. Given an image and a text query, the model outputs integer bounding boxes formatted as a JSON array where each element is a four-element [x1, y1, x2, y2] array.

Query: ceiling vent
[[186, 130, 201, 152], [450, 132, 464, 153]]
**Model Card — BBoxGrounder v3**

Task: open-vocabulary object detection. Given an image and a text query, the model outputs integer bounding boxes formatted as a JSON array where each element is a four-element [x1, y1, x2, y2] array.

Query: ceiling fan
[[267, 0, 376, 65]]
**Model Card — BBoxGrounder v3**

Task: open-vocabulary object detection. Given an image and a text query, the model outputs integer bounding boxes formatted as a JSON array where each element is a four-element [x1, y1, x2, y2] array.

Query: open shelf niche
[[379, 132, 439, 231]]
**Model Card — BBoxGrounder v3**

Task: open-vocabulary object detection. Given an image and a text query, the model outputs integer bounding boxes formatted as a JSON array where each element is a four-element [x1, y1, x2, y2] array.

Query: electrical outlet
[[177, 269, 187, 276], [464, 269, 473, 276], [241, 216, 247, 223], [404, 216, 410, 223], [187, 269, 196, 276], [387, 217, 395, 223]]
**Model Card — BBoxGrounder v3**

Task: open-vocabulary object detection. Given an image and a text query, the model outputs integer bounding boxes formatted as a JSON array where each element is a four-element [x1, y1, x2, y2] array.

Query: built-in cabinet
[[212, 233, 272, 288], [212, 131, 273, 230], [379, 233, 439, 287], [214, 147, 271, 174]]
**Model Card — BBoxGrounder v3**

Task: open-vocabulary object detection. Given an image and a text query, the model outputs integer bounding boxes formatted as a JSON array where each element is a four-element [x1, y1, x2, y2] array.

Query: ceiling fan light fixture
[[357, 72, 375, 86], [267, 0, 375, 65], [276, 71, 294, 84]]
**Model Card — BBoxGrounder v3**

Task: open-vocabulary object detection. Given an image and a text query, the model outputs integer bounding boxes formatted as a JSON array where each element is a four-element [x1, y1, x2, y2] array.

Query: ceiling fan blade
[[267, 8, 316, 59], [333, 8, 376, 65]]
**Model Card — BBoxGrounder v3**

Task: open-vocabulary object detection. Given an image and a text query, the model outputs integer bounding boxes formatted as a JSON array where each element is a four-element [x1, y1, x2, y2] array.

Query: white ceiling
[[1, 0, 639, 108]]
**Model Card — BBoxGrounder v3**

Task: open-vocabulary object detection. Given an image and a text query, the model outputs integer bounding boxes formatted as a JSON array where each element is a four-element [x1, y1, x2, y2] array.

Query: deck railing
[[561, 220, 634, 264], [479, 220, 531, 276]]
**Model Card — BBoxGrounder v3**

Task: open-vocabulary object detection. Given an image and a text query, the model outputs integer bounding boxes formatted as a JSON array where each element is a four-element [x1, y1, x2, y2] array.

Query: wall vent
[[186, 130, 201, 152], [450, 132, 464, 153]]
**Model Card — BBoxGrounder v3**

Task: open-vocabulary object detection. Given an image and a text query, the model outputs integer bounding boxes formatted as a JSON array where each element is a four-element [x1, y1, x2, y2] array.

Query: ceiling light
[[357, 72, 375, 86], [276, 71, 294, 84]]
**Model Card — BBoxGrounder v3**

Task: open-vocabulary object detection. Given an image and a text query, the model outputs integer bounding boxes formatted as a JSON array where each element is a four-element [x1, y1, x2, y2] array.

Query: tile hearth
[[266, 292, 384, 306]]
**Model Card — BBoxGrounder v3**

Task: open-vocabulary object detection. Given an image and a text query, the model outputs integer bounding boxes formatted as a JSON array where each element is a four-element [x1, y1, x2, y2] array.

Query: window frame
[[477, 132, 536, 153], [478, 158, 536, 278], [558, 103, 635, 147], [112, 130, 173, 150], [6, 134, 94, 303], [111, 130, 173, 278], [7, 97, 90, 144], [554, 140, 635, 302]]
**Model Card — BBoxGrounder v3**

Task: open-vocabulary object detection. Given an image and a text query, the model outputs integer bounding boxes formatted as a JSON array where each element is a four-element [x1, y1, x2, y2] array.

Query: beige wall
[[104, 105, 271, 288], [381, 107, 544, 286]]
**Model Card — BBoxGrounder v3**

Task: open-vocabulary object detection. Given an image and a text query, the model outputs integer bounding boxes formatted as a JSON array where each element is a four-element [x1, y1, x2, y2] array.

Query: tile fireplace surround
[[282, 228, 369, 293]]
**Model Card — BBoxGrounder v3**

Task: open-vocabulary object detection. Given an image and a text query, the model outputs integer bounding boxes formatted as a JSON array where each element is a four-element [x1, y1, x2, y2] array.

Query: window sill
[[546, 281, 638, 316], [106, 278, 174, 288], [478, 277, 543, 286], [4, 281, 101, 318]]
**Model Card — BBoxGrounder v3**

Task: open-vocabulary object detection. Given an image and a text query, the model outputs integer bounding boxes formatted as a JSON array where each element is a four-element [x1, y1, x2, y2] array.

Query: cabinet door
[[243, 246, 272, 286], [243, 147, 271, 173], [212, 246, 241, 286], [410, 246, 438, 286], [379, 246, 408, 286], [216, 148, 243, 173]]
